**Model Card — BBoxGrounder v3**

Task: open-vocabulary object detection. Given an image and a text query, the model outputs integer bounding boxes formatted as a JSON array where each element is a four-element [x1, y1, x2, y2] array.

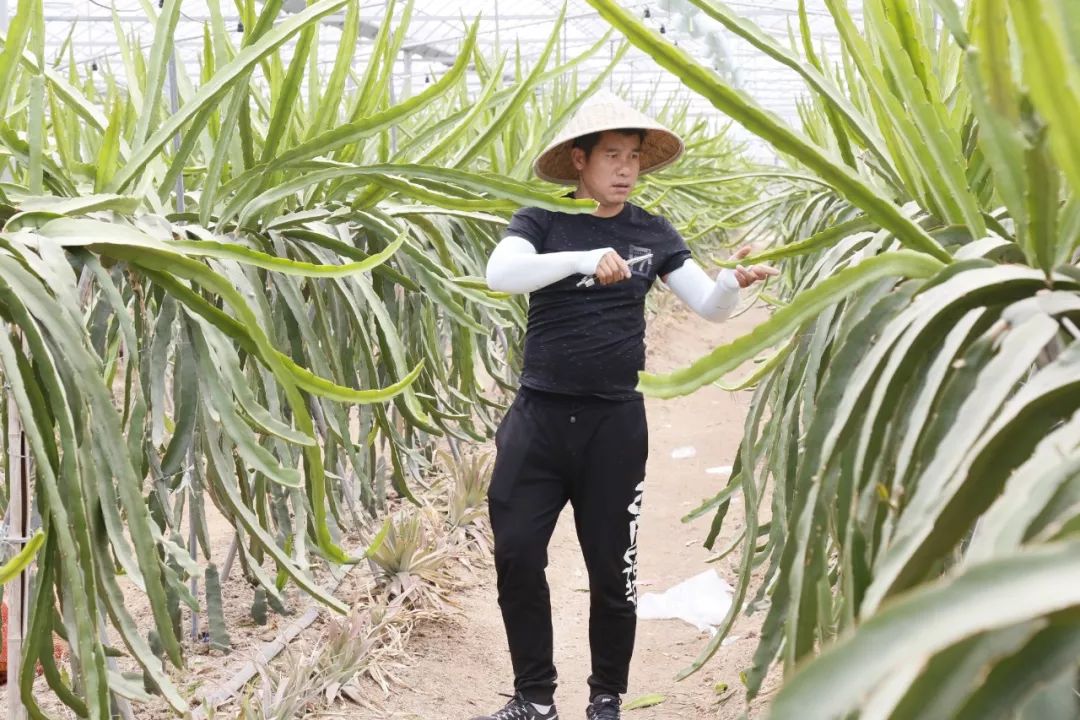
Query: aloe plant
[[589, 0, 1080, 717]]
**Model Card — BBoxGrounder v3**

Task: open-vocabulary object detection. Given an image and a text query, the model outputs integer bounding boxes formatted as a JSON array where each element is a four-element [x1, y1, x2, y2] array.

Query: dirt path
[[352, 299, 773, 720]]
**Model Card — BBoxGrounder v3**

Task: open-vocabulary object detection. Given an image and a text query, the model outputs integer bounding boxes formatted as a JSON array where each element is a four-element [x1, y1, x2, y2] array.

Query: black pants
[[488, 387, 649, 705]]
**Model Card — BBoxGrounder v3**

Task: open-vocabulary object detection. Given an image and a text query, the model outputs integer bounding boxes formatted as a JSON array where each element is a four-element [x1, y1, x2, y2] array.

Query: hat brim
[[532, 92, 685, 185], [534, 127, 684, 185]]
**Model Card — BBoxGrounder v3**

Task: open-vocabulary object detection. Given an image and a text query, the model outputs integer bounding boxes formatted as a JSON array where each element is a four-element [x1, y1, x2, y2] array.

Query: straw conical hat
[[534, 90, 684, 185]]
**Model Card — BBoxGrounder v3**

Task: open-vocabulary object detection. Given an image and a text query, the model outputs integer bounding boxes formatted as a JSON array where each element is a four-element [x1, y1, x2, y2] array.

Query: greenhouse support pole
[[4, 8, 25, 720], [388, 74, 397, 153], [187, 447, 199, 641], [386, 0, 396, 152], [6, 334, 28, 720], [0, 0, 9, 188], [165, 48, 200, 644], [167, 51, 185, 215]]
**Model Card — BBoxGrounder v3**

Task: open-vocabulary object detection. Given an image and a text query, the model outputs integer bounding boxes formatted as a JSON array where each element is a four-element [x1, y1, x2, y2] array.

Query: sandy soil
[[345, 296, 777, 720]]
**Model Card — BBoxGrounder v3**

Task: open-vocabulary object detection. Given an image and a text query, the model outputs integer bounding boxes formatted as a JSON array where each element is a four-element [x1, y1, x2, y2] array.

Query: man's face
[[571, 131, 642, 208]]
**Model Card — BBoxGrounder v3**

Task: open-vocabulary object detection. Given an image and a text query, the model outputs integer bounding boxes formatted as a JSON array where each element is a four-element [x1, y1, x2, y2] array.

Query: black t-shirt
[[504, 202, 693, 400]]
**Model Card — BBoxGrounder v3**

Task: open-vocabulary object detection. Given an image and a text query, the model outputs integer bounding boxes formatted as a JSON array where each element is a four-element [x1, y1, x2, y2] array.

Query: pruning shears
[[577, 252, 654, 288]]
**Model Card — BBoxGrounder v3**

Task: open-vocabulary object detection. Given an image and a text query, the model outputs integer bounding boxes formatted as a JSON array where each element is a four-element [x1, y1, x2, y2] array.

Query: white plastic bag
[[637, 569, 734, 634]]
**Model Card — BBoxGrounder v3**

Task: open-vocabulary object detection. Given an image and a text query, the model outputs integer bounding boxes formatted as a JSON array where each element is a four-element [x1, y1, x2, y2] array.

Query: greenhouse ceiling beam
[[50, 12, 511, 79], [386, 13, 601, 22], [41, 11, 559, 25], [346, 20, 517, 83]]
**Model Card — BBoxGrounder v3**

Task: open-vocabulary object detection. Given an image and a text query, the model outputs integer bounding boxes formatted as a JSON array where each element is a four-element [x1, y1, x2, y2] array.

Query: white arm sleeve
[[664, 260, 741, 323], [485, 235, 613, 294]]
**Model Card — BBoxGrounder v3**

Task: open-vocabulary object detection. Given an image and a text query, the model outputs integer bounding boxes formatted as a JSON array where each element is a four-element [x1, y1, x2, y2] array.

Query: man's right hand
[[593, 250, 632, 286]]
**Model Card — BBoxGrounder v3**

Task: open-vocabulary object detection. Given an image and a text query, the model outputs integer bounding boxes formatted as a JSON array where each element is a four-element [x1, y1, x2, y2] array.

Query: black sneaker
[[585, 694, 620, 720], [471, 692, 559, 720]]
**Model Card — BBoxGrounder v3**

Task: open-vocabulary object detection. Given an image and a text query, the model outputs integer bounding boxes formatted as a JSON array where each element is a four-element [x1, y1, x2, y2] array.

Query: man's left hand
[[731, 245, 779, 288]]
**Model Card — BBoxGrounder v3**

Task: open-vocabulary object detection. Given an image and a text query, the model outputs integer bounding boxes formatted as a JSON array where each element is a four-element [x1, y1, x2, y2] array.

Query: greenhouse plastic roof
[[27, 0, 863, 161]]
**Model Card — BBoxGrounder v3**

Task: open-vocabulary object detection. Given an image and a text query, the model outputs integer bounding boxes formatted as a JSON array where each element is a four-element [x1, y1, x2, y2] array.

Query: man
[[474, 91, 775, 720]]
